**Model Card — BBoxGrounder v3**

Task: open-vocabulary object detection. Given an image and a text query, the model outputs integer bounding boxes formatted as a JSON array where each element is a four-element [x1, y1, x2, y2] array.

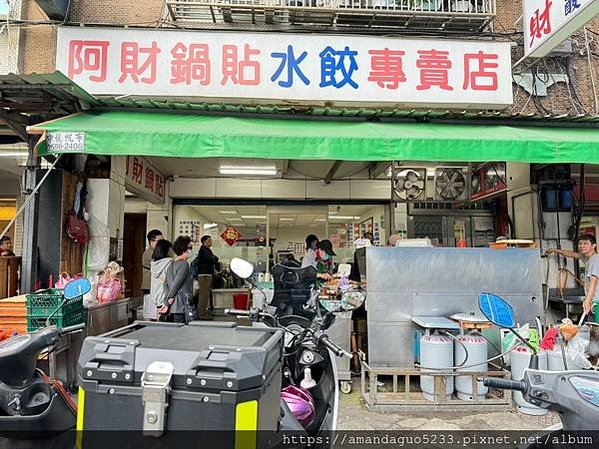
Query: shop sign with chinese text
[[524, 0, 599, 57], [125, 156, 166, 204], [56, 27, 513, 109]]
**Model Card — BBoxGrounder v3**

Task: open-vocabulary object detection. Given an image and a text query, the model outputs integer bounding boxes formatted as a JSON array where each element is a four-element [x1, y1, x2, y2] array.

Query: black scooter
[[0, 278, 91, 448]]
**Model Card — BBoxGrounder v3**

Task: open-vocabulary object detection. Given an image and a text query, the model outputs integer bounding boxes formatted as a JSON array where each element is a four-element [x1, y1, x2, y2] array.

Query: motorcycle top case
[[76, 321, 284, 449]]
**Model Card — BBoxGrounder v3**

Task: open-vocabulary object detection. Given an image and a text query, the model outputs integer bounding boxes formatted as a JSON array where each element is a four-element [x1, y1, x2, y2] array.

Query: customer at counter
[[192, 235, 218, 321], [141, 229, 164, 320], [547, 233, 599, 317], [150, 240, 173, 319], [301, 234, 319, 268], [162, 236, 196, 323]]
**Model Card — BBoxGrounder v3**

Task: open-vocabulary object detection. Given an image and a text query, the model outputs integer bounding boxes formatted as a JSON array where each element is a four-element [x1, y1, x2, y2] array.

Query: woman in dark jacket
[[161, 236, 195, 323]]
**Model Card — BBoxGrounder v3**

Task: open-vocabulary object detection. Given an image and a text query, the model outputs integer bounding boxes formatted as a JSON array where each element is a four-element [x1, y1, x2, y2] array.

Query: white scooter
[[480, 293, 599, 446]]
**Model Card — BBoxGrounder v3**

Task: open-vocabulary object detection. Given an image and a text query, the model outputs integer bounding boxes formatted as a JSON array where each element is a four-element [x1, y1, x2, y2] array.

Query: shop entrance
[[123, 213, 147, 299]]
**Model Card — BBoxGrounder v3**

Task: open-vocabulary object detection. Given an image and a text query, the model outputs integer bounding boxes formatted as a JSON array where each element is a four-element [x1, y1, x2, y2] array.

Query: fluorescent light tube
[[219, 166, 277, 176], [328, 215, 361, 220]]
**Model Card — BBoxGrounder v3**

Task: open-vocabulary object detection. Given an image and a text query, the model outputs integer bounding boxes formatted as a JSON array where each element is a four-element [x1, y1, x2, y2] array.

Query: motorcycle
[[480, 292, 599, 447], [228, 258, 364, 443], [0, 278, 91, 448]]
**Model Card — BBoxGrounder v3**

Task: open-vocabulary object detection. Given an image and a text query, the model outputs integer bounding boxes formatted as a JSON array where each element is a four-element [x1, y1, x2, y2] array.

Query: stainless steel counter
[[366, 247, 544, 367], [43, 298, 132, 388], [85, 297, 131, 336]]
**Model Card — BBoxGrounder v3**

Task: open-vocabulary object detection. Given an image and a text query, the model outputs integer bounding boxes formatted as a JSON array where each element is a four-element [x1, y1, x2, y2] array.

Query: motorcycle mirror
[[230, 258, 254, 280], [64, 278, 92, 300], [478, 292, 516, 329]]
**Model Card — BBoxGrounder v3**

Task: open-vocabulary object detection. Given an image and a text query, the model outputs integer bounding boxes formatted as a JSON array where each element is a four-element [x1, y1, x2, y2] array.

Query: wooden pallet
[[0, 295, 27, 334], [360, 353, 512, 412]]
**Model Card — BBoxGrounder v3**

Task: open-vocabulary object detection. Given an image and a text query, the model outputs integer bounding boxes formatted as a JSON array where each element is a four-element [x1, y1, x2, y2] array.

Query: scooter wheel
[[340, 381, 352, 394]]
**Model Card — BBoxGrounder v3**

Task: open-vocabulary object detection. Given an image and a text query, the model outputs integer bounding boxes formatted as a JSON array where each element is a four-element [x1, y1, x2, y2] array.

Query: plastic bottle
[[300, 368, 316, 389]]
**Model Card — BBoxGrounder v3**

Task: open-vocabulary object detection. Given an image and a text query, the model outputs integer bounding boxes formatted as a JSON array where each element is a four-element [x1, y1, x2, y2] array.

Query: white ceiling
[[148, 157, 376, 180], [191, 204, 377, 229]]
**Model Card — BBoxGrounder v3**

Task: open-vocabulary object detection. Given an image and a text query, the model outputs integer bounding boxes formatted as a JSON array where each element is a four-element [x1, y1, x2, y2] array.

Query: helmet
[[281, 385, 315, 428]]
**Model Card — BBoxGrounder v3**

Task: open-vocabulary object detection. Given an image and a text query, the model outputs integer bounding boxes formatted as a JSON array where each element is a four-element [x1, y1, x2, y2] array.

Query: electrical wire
[[441, 331, 469, 368]]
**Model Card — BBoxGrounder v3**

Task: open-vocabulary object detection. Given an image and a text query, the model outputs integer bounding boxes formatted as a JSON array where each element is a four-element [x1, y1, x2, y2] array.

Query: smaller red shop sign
[[125, 156, 166, 204]]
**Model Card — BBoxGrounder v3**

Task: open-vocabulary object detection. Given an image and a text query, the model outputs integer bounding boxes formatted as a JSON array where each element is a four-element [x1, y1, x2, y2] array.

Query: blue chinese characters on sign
[[319, 46, 359, 89], [564, 0, 581, 15], [270, 45, 310, 88]]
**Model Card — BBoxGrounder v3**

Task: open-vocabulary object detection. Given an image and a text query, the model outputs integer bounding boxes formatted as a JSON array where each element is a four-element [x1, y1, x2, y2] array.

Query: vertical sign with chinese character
[[57, 27, 513, 109], [524, 0, 599, 57], [125, 156, 166, 204]]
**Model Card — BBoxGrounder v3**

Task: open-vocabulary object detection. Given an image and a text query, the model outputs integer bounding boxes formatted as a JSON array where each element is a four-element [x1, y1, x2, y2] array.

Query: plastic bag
[[502, 324, 540, 353], [565, 335, 592, 369]]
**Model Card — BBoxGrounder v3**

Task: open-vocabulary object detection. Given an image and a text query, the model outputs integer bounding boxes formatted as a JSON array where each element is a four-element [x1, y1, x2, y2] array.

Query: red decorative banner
[[221, 226, 241, 246]]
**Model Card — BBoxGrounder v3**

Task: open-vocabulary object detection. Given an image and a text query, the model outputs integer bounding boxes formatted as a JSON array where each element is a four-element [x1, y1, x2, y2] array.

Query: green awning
[[29, 110, 599, 163]]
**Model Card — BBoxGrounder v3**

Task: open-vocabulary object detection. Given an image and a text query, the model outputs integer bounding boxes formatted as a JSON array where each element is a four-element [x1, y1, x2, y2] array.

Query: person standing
[[547, 233, 599, 317], [301, 234, 319, 268], [192, 235, 217, 320], [315, 239, 336, 280], [162, 236, 195, 324], [0, 236, 15, 257], [141, 230, 163, 320], [150, 240, 173, 319]]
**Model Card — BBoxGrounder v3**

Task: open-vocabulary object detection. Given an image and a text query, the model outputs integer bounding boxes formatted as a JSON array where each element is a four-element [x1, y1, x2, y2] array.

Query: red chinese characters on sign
[[132, 157, 144, 185], [68, 40, 110, 82], [416, 50, 453, 91], [463, 52, 499, 91], [126, 156, 166, 202], [368, 48, 406, 90], [119, 41, 161, 84], [171, 43, 211, 86], [529, 0, 553, 46], [155, 175, 164, 199], [221, 44, 261, 86], [221, 226, 242, 246], [145, 167, 155, 192]]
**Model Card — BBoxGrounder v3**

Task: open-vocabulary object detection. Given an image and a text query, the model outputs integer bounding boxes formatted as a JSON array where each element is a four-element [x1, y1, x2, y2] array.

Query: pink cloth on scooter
[[540, 327, 559, 351]]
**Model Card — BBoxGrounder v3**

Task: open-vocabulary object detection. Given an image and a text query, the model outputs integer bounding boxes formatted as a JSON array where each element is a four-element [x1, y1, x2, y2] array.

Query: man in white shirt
[[547, 234, 599, 316], [301, 234, 319, 268]]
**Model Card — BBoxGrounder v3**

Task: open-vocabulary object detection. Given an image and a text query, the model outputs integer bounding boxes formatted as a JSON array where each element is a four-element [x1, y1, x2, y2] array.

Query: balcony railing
[[166, 0, 496, 33]]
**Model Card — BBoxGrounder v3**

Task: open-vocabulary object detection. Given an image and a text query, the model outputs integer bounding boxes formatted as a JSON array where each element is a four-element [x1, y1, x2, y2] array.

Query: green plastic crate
[[26, 289, 83, 318], [26, 310, 85, 332]]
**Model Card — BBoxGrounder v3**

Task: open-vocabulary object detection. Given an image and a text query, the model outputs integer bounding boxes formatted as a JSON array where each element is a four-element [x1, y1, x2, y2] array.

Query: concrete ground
[[337, 380, 561, 431]]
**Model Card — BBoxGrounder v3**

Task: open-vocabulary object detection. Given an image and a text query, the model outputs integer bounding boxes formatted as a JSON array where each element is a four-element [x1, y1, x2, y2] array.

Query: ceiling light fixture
[[0, 152, 27, 158], [328, 215, 361, 220], [241, 215, 267, 219], [279, 218, 295, 222], [219, 166, 277, 176], [203, 223, 218, 230], [218, 210, 238, 215]]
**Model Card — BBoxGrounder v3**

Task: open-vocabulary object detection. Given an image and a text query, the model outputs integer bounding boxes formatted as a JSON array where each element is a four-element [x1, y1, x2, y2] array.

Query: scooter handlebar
[[320, 335, 352, 359], [60, 323, 85, 335], [483, 378, 527, 392]]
